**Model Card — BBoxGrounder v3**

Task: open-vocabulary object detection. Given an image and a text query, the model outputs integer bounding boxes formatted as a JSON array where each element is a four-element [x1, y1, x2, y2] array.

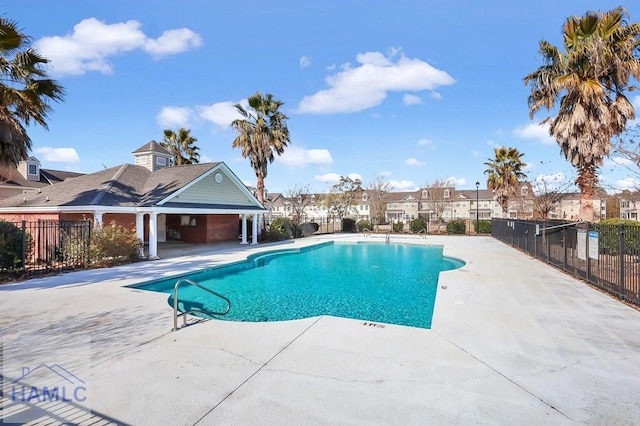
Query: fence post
[[618, 224, 625, 299], [21, 220, 26, 269], [585, 225, 591, 283], [563, 226, 567, 269]]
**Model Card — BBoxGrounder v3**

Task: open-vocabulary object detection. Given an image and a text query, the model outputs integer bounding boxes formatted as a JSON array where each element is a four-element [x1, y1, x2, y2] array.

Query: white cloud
[[405, 157, 425, 167], [278, 146, 333, 167], [378, 170, 392, 177], [403, 94, 423, 105], [314, 172, 342, 184], [471, 149, 481, 158], [417, 138, 435, 148], [300, 56, 312, 68], [532, 172, 572, 193], [156, 106, 193, 128], [144, 28, 202, 57], [513, 122, 555, 145], [429, 92, 442, 100], [34, 147, 80, 164], [612, 177, 640, 192], [296, 49, 455, 114], [439, 176, 465, 187], [387, 179, 416, 191], [198, 100, 246, 128], [35, 18, 201, 76]]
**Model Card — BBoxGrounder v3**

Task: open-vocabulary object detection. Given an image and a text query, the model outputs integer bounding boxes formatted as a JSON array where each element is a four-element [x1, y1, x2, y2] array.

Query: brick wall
[[0, 212, 61, 223], [206, 214, 239, 242]]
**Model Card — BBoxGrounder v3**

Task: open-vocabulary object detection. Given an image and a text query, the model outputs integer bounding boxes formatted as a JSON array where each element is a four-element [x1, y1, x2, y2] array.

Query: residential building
[[0, 141, 266, 258], [0, 156, 84, 199]]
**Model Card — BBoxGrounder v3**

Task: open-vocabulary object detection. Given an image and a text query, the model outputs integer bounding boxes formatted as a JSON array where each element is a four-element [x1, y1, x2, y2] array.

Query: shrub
[[596, 218, 640, 255], [300, 222, 319, 236], [410, 218, 427, 234], [357, 220, 373, 232], [0, 220, 30, 269], [268, 217, 302, 239], [342, 218, 357, 233], [474, 220, 492, 234], [392, 222, 404, 233], [446, 220, 466, 234], [90, 221, 142, 266]]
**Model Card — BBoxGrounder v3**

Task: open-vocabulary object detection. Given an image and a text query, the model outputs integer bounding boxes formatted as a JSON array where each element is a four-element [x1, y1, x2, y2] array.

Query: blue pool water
[[131, 241, 465, 329]]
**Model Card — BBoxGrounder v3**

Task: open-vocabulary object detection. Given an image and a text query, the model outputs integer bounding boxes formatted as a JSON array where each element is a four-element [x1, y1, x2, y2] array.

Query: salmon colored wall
[[0, 211, 239, 244], [0, 213, 61, 223], [206, 214, 239, 242], [165, 214, 238, 243]]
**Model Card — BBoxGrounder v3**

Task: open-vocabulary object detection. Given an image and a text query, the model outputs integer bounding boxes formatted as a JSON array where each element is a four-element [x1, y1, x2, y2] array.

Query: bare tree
[[530, 173, 574, 219], [283, 183, 312, 223], [366, 175, 391, 226], [326, 176, 363, 220], [612, 123, 640, 190], [422, 179, 453, 224]]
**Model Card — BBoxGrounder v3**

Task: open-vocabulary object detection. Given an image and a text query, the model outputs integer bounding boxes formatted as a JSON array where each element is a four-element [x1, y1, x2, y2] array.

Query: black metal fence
[[492, 218, 640, 307], [0, 220, 92, 278]]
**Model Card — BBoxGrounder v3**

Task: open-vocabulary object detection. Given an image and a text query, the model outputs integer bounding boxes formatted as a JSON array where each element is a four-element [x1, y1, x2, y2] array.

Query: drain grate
[[362, 322, 385, 328]]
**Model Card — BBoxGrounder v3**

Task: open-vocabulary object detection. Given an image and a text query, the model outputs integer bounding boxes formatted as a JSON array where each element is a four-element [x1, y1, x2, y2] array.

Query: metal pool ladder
[[385, 230, 391, 244], [172, 278, 231, 331]]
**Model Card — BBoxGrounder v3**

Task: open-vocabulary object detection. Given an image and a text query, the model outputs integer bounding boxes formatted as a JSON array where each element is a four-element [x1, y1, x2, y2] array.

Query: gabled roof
[[0, 165, 84, 189], [0, 161, 264, 211], [132, 141, 171, 155]]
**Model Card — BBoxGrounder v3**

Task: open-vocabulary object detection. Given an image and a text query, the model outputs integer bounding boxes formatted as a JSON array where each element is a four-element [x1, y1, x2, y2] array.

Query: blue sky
[[7, 1, 640, 194]]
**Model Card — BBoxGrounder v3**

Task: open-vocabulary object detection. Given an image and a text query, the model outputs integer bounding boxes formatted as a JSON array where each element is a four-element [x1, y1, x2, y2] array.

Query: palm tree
[[0, 17, 65, 167], [524, 7, 640, 222], [231, 91, 290, 204], [160, 128, 200, 165], [484, 146, 527, 215]]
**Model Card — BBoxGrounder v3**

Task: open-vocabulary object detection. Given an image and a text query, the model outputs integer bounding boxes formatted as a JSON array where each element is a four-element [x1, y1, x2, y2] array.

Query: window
[[311, 195, 316, 203], [362, 193, 368, 202], [180, 215, 190, 226], [297, 195, 302, 203], [521, 187, 528, 196], [156, 156, 167, 166], [28, 164, 37, 175], [444, 189, 450, 198], [422, 190, 428, 198], [138, 156, 148, 165]]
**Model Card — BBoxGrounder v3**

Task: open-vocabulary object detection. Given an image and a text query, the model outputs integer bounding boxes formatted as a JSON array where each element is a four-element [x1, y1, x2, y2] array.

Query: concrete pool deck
[[1, 234, 640, 425]]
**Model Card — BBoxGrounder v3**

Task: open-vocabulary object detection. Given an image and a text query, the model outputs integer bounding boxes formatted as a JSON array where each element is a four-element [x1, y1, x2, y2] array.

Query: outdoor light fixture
[[475, 181, 480, 235]]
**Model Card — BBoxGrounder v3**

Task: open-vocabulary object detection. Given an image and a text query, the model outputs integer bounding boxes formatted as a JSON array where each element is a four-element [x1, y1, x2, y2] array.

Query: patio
[[1, 235, 640, 425]]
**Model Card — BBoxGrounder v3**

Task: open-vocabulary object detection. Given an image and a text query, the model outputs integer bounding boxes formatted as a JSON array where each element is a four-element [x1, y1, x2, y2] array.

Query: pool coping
[[2, 234, 640, 424]]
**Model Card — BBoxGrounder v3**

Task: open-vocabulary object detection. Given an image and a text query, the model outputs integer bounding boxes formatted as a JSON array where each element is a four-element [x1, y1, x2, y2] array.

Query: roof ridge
[[90, 164, 130, 205]]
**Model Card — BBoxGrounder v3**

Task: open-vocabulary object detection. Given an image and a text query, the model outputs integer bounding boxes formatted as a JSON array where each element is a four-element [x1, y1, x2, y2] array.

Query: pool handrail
[[362, 228, 372, 238], [385, 230, 390, 244], [417, 228, 427, 239], [173, 278, 231, 331]]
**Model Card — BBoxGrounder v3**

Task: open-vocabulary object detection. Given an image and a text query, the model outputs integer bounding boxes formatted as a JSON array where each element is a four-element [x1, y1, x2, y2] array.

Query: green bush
[[410, 218, 427, 233], [300, 222, 320, 236], [342, 218, 357, 232], [392, 222, 404, 233], [268, 217, 302, 239], [90, 222, 142, 266], [357, 220, 373, 232], [596, 218, 640, 255], [0, 220, 30, 269], [473, 220, 492, 234], [446, 220, 466, 234]]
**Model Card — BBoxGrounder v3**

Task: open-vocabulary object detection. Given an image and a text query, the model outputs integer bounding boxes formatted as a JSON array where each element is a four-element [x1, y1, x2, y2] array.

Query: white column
[[149, 212, 159, 259], [136, 213, 145, 258], [240, 214, 248, 244], [251, 214, 259, 245], [94, 211, 103, 226]]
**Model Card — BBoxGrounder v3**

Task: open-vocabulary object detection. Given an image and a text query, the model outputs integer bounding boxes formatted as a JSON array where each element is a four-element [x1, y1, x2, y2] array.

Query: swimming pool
[[132, 241, 465, 329]]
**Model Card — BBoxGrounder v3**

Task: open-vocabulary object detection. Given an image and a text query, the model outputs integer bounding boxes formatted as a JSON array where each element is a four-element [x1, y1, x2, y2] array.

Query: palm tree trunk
[[256, 172, 265, 205], [577, 166, 596, 222]]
